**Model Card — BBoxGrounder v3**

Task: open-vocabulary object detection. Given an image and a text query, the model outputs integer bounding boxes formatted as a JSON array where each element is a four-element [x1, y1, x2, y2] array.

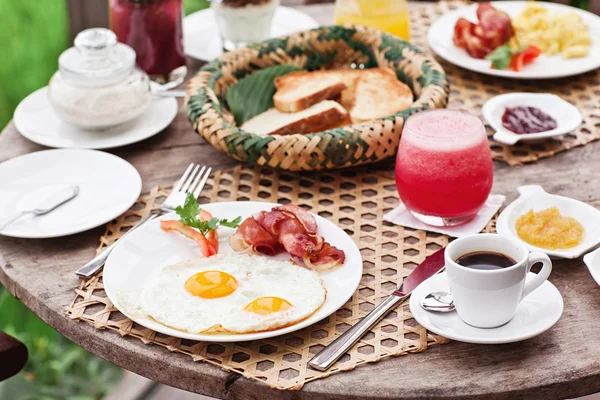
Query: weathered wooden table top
[[2, 3, 600, 400]]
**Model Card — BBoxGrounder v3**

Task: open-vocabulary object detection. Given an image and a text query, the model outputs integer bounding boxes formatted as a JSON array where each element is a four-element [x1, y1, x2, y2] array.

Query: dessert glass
[[212, 0, 279, 52]]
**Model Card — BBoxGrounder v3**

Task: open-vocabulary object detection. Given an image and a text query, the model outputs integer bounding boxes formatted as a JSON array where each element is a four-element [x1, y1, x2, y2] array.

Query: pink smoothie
[[395, 110, 493, 219]]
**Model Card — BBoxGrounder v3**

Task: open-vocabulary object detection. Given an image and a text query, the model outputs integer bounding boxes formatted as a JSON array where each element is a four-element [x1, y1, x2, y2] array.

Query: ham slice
[[453, 2, 514, 59], [229, 217, 283, 256], [304, 243, 346, 272], [229, 205, 345, 270]]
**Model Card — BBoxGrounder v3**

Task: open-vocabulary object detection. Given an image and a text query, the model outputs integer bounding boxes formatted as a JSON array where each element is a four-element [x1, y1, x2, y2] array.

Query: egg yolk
[[244, 297, 292, 315], [185, 271, 238, 298]]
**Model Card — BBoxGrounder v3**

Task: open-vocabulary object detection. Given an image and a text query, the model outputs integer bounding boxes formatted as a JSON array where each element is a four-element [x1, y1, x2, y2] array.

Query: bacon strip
[[273, 204, 318, 236], [278, 218, 321, 257], [229, 205, 345, 271], [303, 243, 346, 272], [229, 217, 283, 256]]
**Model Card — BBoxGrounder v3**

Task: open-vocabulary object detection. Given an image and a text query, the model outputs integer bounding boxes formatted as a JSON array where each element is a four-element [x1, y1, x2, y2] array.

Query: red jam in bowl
[[501, 106, 557, 134]]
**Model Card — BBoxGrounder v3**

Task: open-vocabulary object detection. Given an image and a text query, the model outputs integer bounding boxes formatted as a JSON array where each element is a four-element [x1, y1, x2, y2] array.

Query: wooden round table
[[2, 4, 600, 400]]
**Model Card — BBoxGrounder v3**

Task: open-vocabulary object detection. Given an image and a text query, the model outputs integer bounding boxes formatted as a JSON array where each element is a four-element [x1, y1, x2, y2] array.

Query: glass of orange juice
[[334, 0, 410, 40]]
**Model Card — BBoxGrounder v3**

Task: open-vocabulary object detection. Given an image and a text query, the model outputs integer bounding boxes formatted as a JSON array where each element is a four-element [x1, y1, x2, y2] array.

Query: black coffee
[[455, 251, 516, 271]]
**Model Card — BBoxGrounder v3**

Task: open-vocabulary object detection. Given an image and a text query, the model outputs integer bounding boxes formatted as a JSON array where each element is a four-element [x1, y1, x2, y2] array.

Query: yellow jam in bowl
[[515, 207, 584, 250]]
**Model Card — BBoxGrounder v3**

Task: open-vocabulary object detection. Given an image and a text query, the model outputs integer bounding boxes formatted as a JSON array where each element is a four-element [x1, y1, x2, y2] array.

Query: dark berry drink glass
[[110, 0, 185, 81]]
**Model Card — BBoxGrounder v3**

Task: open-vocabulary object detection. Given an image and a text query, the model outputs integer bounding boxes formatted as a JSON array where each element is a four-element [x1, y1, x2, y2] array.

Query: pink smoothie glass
[[395, 109, 493, 227]]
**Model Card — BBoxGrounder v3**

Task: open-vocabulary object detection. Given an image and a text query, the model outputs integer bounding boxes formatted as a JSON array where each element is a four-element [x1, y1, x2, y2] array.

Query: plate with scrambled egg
[[428, 1, 600, 79]]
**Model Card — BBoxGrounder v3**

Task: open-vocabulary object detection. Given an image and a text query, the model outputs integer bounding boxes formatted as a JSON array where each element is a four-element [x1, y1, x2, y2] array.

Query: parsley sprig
[[485, 44, 527, 70], [175, 193, 241, 235]]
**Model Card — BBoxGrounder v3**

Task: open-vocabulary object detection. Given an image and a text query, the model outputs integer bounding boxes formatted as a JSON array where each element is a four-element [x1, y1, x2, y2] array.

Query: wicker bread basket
[[186, 25, 449, 171]]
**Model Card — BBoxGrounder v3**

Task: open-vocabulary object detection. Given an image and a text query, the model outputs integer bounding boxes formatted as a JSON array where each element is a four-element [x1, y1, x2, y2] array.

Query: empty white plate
[[183, 6, 319, 61], [14, 87, 178, 150], [0, 149, 141, 238], [482, 93, 583, 145], [583, 248, 600, 286], [497, 185, 600, 259], [410, 272, 563, 344], [428, 1, 600, 79], [103, 201, 362, 342]]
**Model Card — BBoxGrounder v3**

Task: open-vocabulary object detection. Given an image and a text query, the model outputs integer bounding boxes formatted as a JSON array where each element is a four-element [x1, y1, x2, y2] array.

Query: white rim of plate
[[14, 87, 178, 150], [0, 149, 142, 239], [183, 6, 319, 60], [496, 185, 600, 259], [409, 272, 564, 344], [103, 202, 363, 342], [482, 93, 583, 145]]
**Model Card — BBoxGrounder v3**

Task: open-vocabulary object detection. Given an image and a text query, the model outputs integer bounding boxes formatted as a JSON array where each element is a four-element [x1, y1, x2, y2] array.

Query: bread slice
[[241, 100, 350, 136], [341, 71, 413, 122], [273, 72, 347, 113]]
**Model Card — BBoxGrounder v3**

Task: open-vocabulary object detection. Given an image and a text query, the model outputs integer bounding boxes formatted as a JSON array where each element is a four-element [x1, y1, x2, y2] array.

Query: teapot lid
[[58, 28, 136, 84]]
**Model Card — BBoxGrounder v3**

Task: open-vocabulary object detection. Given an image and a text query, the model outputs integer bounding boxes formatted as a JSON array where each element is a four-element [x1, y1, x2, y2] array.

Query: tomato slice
[[160, 220, 217, 257], [510, 45, 541, 72]]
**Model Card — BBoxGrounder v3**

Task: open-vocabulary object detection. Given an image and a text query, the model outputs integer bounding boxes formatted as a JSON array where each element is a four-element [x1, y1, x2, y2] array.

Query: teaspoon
[[420, 291, 456, 313]]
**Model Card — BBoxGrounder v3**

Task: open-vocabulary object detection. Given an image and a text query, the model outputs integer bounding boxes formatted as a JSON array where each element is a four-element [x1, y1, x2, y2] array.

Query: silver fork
[[75, 164, 212, 278]]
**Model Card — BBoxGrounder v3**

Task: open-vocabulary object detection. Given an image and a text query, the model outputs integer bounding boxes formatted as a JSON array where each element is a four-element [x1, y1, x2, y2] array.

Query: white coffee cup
[[445, 234, 552, 328]]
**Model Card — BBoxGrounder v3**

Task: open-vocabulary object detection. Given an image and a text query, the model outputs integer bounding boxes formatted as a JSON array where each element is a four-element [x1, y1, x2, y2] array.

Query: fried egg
[[118, 253, 326, 334]]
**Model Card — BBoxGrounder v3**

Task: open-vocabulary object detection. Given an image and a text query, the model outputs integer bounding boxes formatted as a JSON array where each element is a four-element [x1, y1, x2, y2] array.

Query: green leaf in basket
[[226, 64, 303, 125]]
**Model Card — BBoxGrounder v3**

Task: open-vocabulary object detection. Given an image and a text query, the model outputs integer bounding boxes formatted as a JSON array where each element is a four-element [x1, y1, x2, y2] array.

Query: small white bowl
[[497, 185, 600, 259], [482, 93, 583, 145], [583, 248, 600, 286]]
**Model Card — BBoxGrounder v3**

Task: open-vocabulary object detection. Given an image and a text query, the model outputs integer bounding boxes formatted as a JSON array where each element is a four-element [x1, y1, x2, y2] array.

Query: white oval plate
[[14, 87, 178, 150], [0, 149, 141, 238], [183, 6, 319, 61], [497, 185, 600, 259], [428, 1, 600, 79], [103, 201, 362, 342], [483, 93, 583, 145], [583, 248, 600, 286], [410, 272, 563, 344]]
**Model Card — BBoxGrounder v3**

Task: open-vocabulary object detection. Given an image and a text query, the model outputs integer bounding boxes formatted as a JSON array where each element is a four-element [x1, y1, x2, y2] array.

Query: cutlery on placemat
[[75, 164, 212, 278], [308, 247, 446, 371], [0, 185, 79, 232]]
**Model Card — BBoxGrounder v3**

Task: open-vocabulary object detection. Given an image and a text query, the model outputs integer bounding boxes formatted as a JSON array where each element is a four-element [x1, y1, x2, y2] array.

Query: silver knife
[[0, 185, 79, 232], [308, 247, 446, 371], [75, 213, 157, 278]]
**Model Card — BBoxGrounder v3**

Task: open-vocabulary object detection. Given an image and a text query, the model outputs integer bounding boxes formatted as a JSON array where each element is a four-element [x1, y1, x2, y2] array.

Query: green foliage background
[[0, 1, 209, 398]]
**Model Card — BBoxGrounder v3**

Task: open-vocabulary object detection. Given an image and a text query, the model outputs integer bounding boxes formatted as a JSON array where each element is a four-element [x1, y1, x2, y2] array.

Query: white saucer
[[0, 149, 142, 238], [583, 248, 600, 286], [183, 6, 319, 61], [14, 87, 178, 150], [103, 201, 362, 342], [482, 93, 583, 145], [497, 185, 600, 259], [410, 272, 563, 344]]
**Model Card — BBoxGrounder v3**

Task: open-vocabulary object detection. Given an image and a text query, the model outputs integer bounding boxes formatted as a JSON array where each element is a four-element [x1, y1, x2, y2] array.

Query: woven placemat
[[66, 165, 498, 390], [412, 1, 600, 165]]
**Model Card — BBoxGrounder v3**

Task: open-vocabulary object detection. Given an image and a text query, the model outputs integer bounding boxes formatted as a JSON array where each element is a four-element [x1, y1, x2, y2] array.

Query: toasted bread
[[241, 100, 350, 136], [273, 73, 347, 113], [341, 70, 413, 122], [275, 68, 394, 88]]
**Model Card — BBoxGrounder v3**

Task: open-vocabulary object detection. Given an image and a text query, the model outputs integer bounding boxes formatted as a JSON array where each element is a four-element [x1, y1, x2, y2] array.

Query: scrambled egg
[[511, 3, 591, 59]]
